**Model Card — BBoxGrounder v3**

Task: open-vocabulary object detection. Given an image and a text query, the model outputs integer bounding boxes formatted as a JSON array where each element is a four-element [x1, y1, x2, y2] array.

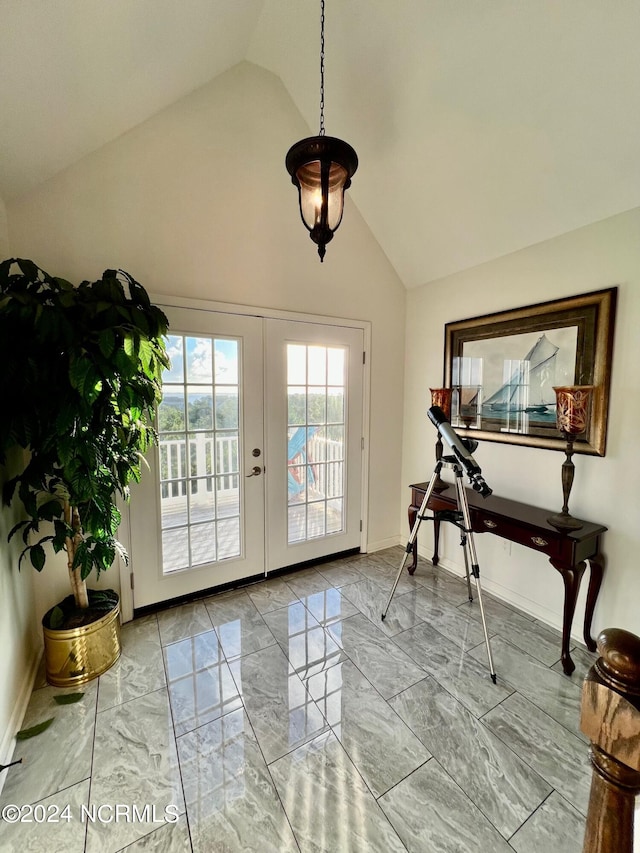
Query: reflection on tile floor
[[1, 548, 598, 852]]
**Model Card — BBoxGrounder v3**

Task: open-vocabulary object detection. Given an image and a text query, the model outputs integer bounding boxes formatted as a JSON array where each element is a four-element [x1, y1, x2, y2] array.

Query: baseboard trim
[[415, 544, 587, 645], [365, 536, 403, 554], [0, 645, 43, 797]]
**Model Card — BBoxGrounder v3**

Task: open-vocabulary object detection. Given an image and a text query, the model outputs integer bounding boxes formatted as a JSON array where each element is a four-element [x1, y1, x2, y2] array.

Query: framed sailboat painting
[[443, 288, 617, 455]]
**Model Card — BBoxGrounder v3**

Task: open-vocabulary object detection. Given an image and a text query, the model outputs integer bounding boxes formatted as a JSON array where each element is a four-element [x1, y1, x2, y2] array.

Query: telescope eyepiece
[[428, 404, 492, 499], [471, 475, 492, 498]]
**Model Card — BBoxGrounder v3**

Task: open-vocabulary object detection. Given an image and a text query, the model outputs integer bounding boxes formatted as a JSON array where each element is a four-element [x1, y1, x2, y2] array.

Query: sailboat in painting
[[483, 334, 559, 414]]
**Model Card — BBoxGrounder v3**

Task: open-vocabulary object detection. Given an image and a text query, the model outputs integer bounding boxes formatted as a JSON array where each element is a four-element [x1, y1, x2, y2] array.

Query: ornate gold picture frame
[[443, 288, 617, 455]]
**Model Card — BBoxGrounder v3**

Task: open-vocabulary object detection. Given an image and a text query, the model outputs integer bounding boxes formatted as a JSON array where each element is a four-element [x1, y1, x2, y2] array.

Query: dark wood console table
[[408, 482, 607, 676]]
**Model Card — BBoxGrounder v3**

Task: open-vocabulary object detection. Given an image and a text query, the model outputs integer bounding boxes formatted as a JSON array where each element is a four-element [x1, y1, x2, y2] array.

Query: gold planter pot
[[43, 597, 121, 687]]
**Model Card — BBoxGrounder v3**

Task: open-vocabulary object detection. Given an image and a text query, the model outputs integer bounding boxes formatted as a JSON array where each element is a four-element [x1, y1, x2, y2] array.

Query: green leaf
[[114, 346, 135, 376], [55, 404, 76, 436], [123, 335, 135, 358], [69, 357, 91, 394], [85, 374, 103, 405], [16, 717, 55, 740], [73, 544, 93, 581], [110, 505, 121, 534], [138, 338, 153, 374], [49, 606, 65, 629], [37, 499, 62, 522], [29, 544, 46, 572], [98, 328, 116, 358], [52, 520, 70, 553], [7, 519, 28, 542], [15, 258, 40, 280], [53, 693, 84, 705], [88, 589, 119, 610], [115, 539, 129, 566], [0, 257, 13, 282]]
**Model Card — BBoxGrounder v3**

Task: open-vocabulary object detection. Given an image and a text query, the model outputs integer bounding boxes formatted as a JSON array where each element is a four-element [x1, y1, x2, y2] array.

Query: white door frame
[[118, 294, 371, 622]]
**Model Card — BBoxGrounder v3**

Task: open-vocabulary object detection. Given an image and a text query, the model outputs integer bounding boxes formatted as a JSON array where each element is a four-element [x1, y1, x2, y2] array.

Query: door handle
[[245, 466, 262, 477]]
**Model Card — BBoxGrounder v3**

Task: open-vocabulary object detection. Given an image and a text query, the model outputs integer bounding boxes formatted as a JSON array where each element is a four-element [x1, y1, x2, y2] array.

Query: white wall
[[0, 449, 41, 785], [403, 208, 640, 640], [6, 61, 407, 618], [1, 202, 41, 782], [0, 196, 8, 258]]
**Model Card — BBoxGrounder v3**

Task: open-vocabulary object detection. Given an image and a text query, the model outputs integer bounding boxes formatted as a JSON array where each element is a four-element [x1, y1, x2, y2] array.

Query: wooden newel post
[[580, 628, 640, 853]]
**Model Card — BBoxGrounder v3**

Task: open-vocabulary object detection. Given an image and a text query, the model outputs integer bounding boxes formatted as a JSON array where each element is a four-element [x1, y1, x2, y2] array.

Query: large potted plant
[[0, 258, 168, 685]]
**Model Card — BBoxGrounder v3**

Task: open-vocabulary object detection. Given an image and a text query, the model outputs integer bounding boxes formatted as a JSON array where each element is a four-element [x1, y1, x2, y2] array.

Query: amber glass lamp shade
[[430, 388, 452, 421], [554, 385, 594, 436], [429, 387, 453, 492], [547, 385, 594, 532], [286, 136, 358, 262]]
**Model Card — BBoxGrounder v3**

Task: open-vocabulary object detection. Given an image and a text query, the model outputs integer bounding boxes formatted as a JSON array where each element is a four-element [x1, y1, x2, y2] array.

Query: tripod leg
[[382, 462, 443, 621], [470, 567, 497, 683], [455, 473, 497, 684], [461, 533, 473, 602]]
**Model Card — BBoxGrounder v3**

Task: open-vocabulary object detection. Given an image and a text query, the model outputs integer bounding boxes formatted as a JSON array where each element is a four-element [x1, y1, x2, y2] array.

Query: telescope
[[427, 405, 492, 498], [382, 402, 498, 682]]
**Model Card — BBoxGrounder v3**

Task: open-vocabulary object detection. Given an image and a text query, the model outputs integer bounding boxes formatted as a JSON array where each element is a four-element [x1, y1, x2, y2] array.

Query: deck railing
[[159, 434, 238, 499], [158, 432, 344, 502], [581, 628, 640, 852]]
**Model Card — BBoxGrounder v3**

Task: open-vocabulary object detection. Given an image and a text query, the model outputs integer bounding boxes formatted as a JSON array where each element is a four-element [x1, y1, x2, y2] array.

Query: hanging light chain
[[319, 0, 325, 136], [285, 0, 358, 261]]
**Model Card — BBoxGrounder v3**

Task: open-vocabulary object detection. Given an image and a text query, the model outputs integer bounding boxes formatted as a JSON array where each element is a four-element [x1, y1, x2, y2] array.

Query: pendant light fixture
[[286, 0, 358, 262]]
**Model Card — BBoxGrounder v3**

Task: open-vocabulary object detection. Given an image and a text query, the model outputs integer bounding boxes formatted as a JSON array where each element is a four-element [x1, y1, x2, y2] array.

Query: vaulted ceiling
[[1, 0, 638, 288]]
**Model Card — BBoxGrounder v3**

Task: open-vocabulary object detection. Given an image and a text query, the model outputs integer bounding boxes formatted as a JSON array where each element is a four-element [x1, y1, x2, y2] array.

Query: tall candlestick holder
[[429, 387, 452, 492], [547, 385, 594, 532]]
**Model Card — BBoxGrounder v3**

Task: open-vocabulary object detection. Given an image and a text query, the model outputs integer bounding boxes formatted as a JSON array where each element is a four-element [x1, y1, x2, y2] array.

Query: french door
[[129, 306, 365, 608], [265, 319, 363, 571]]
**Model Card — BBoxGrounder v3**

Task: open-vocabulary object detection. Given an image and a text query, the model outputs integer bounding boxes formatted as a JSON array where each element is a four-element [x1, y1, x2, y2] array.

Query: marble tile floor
[[0, 547, 602, 853]]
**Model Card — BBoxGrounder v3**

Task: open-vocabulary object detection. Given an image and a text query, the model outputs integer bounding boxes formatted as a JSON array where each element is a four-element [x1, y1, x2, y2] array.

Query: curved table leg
[[408, 506, 441, 575], [432, 516, 441, 567], [550, 558, 588, 675], [583, 552, 605, 652], [408, 506, 418, 574]]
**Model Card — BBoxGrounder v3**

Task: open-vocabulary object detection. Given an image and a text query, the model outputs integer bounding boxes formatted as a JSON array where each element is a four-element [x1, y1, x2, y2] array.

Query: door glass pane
[[326, 499, 343, 534], [189, 479, 215, 523], [215, 339, 238, 384], [288, 388, 306, 425], [288, 505, 306, 544], [191, 522, 216, 566], [287, 344, 346, 544], [159, 335, 242, 573], [327, 388, 344, 423], [307, 346, 326, 384], [216, 474, 239, 518], [164, 336, 185, 383], [186, 337, 213, 383], [162, 528, 189, 573], [215, 388, 239, 429], [287, 346, 307, 384], [187, 388, 213, 430], [307, 389, 326, 425], [327, 348, 344, 385], [158, 385, 185, 431]]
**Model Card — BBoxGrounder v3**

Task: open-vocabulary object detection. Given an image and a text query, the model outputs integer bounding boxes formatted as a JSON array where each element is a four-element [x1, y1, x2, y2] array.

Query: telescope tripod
[[381, 457, 497, 683]]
